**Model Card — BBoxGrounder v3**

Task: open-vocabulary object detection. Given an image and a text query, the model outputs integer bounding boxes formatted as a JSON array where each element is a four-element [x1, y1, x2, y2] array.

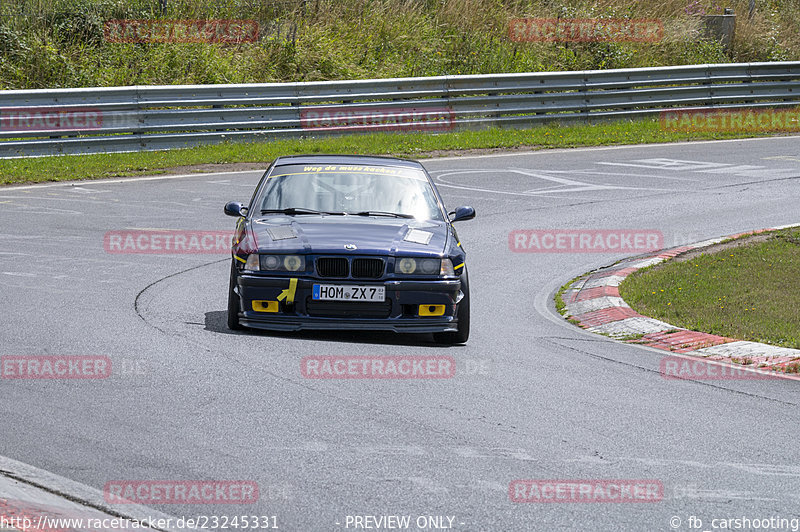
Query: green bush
[[0, 0, 797, 89]]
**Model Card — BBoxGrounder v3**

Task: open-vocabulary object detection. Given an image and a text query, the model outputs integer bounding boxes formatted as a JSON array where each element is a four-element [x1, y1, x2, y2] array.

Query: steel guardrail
[[0, 62, 798, 158]]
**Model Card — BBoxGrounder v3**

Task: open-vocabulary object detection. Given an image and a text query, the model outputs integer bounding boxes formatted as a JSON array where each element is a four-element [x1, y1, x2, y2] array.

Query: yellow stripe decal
[[234, 255, 247, 264], [454, 263, 464, 270], [457, 241, 462, 247], [277, 277, 298, 304]]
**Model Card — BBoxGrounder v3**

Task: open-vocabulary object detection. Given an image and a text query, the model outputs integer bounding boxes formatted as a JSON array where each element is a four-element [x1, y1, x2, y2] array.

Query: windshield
[[256, 163, 444, 221]]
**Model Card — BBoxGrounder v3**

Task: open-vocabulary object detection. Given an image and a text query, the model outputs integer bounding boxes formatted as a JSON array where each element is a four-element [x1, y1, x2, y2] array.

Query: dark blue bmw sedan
[[224, 155, 475, 344]]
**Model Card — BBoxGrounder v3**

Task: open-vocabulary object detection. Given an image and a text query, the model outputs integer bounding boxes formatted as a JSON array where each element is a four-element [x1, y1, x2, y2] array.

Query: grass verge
[[0, 118, 786, 186], [1, 0, 797, 89], [619, 228, 800, 349]]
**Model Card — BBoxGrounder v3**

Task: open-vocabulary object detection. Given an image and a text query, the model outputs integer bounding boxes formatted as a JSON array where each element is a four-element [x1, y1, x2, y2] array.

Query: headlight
[[420, 258, 440, 274], [283, 255, 303, 271], [397, 258, 417, 274], [244, 253, 260, 271], [440, 258, 455, 276], [396, 258, 447, 276], [247, 254, 306, 272]]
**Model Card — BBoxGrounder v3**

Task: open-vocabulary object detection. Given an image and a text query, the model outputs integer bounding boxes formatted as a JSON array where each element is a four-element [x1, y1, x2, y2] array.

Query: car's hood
[[249, 215, 448, 256]]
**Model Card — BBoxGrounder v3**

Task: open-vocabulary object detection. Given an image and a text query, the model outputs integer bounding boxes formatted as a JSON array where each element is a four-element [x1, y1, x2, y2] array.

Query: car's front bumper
[[236, 274, 462, 333]]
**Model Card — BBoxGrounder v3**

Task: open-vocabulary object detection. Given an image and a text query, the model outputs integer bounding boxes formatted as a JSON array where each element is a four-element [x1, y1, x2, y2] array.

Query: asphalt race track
[[2, 136, 800, 531]]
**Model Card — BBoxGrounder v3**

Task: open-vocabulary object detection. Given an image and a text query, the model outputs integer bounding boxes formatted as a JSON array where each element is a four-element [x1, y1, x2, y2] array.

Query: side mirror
[[449, 205, 476, 223], [224, 201, 248, 217]]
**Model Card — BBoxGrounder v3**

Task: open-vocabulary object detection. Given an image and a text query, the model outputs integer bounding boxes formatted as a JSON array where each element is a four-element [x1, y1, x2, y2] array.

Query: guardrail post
[[579, 74, 589, 124], [135, 86, 144, 137], [702, 65, 714, 108], [443, 75, 453, 130], [743, 63, 754, 106], [213, 104, 223, 132]]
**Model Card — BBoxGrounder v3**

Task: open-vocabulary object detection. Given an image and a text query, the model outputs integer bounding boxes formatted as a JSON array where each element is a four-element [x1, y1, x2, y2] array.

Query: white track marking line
[[0, 170, 263, 192], [556, 169, 702, 182], [427, 134, 800, 162], [434, 168, 662, 197]]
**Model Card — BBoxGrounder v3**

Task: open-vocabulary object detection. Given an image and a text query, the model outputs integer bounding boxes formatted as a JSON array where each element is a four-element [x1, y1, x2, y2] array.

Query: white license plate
[[312, 284, 385, 302]]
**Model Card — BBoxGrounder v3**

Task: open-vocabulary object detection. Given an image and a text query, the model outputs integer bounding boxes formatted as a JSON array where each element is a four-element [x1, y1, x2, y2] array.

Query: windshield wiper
[[352, 210, 415, 219], [260, 208, 345, 216]]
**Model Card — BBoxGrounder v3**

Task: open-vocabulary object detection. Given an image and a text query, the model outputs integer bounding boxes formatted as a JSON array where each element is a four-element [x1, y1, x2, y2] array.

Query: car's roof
[[273, 154, 423, 169]]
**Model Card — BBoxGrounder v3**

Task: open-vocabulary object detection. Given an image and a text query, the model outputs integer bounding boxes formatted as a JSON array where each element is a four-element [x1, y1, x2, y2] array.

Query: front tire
[[227, 261, 243, 330], [433, 268, 470, 345]]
